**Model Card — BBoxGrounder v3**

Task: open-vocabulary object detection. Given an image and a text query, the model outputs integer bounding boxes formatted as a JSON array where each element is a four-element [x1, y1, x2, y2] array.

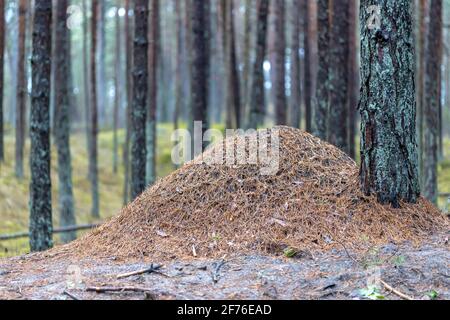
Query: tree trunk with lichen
[[54, 0, 76, 243], [131, 0, 148, 199], [248, 0, 269, 129], [30, 0, 53, 252], [423, 0, 442, 204], [359, 0, 420, 207]]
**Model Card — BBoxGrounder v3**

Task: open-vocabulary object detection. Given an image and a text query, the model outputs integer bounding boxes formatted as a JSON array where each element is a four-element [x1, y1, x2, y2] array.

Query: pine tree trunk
[[314, 0, 330, 140], [273, 0, 287, 125], [131, 0, 149, 199], [29, 0, 53, 252], [227, 0, 241, 128], [82, 0, 91, 169], [173, 0, 182, 168], [89, 0, 100, 217], [54, 0, 75, 243], [302, 0, 312, 132], [248, 0, 269, 129], [16, 0, 27, 179], [191, 0, 210, 152], [146, 0, 158, 186], [359, 0, 420, 207], [242, 0, 252, 126], [289, 0, 301, 129], [123, 0, 132, 204], [417, 0, 427, 185], [0, 0, 4, 162], [113, 3, 122, 175], [423, 0, 442, 204], [328, 0, 349, 153], [347, 0, 359, 159], [97, 0, 106, 126]]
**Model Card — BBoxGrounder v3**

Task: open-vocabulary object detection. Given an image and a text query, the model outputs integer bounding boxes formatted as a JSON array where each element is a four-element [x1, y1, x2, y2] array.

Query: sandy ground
[[0, 233, 448, 300]]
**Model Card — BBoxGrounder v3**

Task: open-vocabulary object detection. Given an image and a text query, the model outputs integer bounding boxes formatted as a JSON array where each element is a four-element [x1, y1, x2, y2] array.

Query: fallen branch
[[380, 280, 414, 300], [116, 264, 162, 279], [86, 286, 154, 294], [0, 223, 101, 241], [63, 290, 80, 301], [211, 260, 226, 284]]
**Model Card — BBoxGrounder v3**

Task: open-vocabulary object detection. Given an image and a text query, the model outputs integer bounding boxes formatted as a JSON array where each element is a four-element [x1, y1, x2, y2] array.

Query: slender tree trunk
[[314, 0, 329, 140], [0, 0, 4, 163], [347, 0, 359, 159], [191, 0, 210, 152], [89, 0, 100, 217], [328, 0, 349, 153], [54, 0, 75, 243], [423, 0, 442, 204], [359, 0, 420, 207], [302, 0, 312, 132], [113, 2, 122, 175], [173, 0, 182, 168], [30, 0, 53, 252], [289, 0, 301, 129], [97, 0, 106, 126], [123, 0, 132, 204], [227, 0, 241, 128], [131, 0, 148, 199], [146, 0, 158, 186], [16, 0, 27, 179], [82, 0, 91, 176], [248, 0, 269, 129], [242, 0, 252, 126], [273, 0, 287, 125]]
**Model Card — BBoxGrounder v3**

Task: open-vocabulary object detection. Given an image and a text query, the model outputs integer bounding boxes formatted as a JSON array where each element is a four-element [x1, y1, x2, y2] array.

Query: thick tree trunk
[[273, 0, 287, 125], [146, 0, 158, 186], [328, 0, 349, 153], [16, 0, 27, 179], [0, 0, 4, 162], [289, 0, 301, 129], [359, 0, 420, 207], [89, 0, 100, 217], [123, 0, 132, 204], [417, 0, 427, 185], [131, 0, 148, 199], [248, 0, 269, 129], [423, 0, 442, 204], [191, 0, 210, 152], [314, 0, 330, 140], [29, 0, 53, 252], [54, 0, 76, 243]]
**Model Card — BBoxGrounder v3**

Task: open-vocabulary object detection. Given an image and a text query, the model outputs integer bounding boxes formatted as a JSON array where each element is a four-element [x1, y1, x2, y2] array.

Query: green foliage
[[283, 247, 297, 258], [359, 286, 385, 300], [426, 290, 439, 300]]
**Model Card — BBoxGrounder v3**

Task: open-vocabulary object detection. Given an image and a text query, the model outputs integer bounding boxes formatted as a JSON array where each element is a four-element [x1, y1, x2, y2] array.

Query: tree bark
[[241, 0, 252, 126], [30, 0, 53, 252], [15, 0, 28, 179], [273, 0, 287, 125], [289, 0, 301, 129], [302, 0, 312, 132], [82, 0, 91, 171], [123, 0, 132, 204], [54, 0, 76, 243], [131, 0, 149, 199], [423, 0, 442, 204], [113, 2, 122, 175], [328, 0, 349, 153], [89, 0, 100, 217], [248, 0, 269, 129], [191, 0, 210, 152], [146, 0, 158, 186], [314, 0, 330, 140], [359, 0, 420, 207]]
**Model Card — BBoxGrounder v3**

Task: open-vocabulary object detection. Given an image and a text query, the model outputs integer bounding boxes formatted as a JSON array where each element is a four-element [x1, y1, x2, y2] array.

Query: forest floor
[[0, 232, 448, 300]]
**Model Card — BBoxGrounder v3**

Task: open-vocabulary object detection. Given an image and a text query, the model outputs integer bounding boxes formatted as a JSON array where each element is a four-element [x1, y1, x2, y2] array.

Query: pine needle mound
[[71, 126, 448, 261]]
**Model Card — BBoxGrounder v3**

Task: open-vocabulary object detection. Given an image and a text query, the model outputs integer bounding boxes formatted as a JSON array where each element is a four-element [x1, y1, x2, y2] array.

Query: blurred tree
[[54, 0, 76, 243], [290, 0, 301, 129], [0, 0, 4, 163], [89, 0, 100, 217], [302, 0, 312, 132], [123, 0, 132, 204], [15, 0, 27, 179], [360, 0, 420, 207], [273, 0, 287, 125], [30, 0, 53, 252], [248, 0, 269, 129], [113, 1, 122, 175], [423, 0, 443, 204]]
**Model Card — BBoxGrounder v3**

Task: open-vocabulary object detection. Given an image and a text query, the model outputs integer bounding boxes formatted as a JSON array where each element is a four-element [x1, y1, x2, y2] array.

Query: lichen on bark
[[359, 0, 420, 207]]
